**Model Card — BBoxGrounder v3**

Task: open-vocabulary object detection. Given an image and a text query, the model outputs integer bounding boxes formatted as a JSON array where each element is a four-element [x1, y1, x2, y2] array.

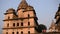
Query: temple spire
[[17, 0, 28, 10], [22, 0, 26, 1]]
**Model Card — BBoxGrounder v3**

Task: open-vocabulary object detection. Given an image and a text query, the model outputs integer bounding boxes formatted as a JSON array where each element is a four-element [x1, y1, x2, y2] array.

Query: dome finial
[[17, 0, 28, 10], [23, 0, 24, 1], [22, 0, 25, 1]]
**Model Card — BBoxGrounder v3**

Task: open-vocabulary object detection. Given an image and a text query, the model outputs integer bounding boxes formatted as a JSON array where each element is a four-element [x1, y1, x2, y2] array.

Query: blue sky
[[0, 0, 60, 34]]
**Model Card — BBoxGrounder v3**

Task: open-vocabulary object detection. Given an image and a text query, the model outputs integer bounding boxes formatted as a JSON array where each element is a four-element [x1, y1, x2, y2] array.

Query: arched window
[[28, 14, 30, 17], [28, 31, 30, 34], [7, 23, 9, 27], [13, 23, 15, 27], [21, 22, 23, 26], [17, 23, 19, 26], [28, 22, 30, 26], [21, 31, 23, 34], [8, 16, 10, 19], [6, 32, 8, 34], [12, 32, 14, 34], [17, 32, 19, 34]]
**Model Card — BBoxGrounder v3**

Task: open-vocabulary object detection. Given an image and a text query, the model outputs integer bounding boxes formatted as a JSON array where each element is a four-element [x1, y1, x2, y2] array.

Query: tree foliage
[[35, 24, 47, 33]]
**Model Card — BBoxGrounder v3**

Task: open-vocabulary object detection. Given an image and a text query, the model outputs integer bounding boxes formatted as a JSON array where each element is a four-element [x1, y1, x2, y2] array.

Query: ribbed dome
[[6, 8, 15, 13], [26, 6, 34, 11], [18, 0, 28, 10]]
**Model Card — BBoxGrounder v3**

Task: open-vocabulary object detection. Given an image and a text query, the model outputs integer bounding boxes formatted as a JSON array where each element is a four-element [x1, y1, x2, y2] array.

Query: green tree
[[35, 24, 47, 33]]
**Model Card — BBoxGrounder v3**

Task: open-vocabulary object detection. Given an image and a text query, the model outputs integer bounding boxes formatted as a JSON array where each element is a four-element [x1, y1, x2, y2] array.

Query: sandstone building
[[38, 4, 60, 34], [49, 4, 60, 32], [2, 0, 60, 34], [54, 4, 60, 32], [2, 0, 39, 34]]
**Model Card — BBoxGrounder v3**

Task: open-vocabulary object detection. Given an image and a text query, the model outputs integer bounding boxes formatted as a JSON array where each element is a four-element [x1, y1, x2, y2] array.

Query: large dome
[[17, 0, 28, 10], [6, 8, 15, 13]]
